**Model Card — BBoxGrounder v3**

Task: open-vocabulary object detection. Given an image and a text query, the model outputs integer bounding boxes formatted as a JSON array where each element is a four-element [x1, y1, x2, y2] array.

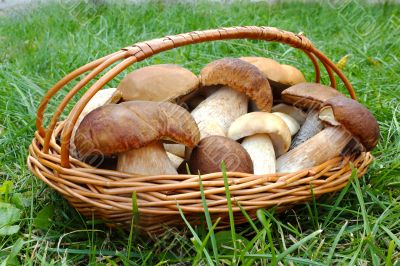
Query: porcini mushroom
[[117, 64, 199, 103], [117, 64, 199, 162], [192, 58, 273, 139], [70, 88, 122, 158], [228, 112, 291, 175], [74, 101, 200, 175], [276, 96, 379, 173], [272, 103, 306, 125], [241, 56, 305, 99], [281, 82, 344, 148], [272, 112, 300, 136], [281, 82, 343, 110], [188, 135, 253, 174]]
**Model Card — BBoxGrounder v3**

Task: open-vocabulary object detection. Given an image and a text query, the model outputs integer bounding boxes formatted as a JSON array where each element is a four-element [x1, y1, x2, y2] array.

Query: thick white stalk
[[276, 127, 352, 173], [272, 112, 300, 136], [272, 103, 306, 125], [241, 134, 276, 175], [191, 86, 248, 139], [117, 142, 177, 175]]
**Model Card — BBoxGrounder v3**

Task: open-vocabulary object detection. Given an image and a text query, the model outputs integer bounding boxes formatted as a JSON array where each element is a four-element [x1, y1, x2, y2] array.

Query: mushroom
[[74, 101, 200, 175], [281, 82, 343, 110], [70, 88, 122, 158], [281, 82, 344, 149], [272, 112, 300, 136], [188, 135, 253, 174], [192, 58, 273, 139], [117, 64, 199, 162], [117, 64, 199, 104], [228, 112, 291, 175], [276, 96, 379, 173], [241, 56, 305, 100], [272, 103, 306, 125]]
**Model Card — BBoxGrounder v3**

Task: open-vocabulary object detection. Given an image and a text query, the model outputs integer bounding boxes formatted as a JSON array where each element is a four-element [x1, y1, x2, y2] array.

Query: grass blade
[[221, 162, 237, 264], [385, 240, 395, 266], [276, 229, 323, 262], [322, 176, 352, 228], [381, 225, 400, 247], [350, 166, 371, 235], [326, 221, 348, 265], [177, 203, 214, 266], [127, 191, 139, 262], [198, 173, 219, 265], [256, 209, 277, 264]]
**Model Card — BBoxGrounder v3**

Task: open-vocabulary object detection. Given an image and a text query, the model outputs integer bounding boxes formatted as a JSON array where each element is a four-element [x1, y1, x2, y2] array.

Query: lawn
[[0, 0, 399, 265]]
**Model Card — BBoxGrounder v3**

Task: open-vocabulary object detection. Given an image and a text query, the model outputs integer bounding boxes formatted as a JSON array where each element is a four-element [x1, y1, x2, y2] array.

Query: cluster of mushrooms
[[72, 57, 380, 176]]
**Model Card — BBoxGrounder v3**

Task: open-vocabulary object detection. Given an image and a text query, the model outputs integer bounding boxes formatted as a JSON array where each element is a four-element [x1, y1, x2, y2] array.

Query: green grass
[[0, 0, 400, 264]]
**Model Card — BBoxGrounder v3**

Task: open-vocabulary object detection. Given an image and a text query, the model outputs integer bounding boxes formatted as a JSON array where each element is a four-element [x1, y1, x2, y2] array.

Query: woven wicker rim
[[27, 26, 373, 233]]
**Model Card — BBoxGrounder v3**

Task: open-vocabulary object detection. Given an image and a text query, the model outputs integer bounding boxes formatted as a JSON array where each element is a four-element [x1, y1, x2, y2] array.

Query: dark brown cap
[[74, 101, 200, 156], [282, 82, 343, 110], [199, 58, 273, 112], [188, 135, 253, 174], [319, 96, 379, 151]]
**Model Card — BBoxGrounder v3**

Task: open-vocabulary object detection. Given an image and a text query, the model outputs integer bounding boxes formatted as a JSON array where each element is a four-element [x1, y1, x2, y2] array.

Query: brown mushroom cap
[[281, 82, 343, 110], [319, 96, 380, 151], [241, 57, 305, 86], [189, 136, 253, 174], [199, 58, 273, 112], [74, 101, 200, 156], [117, 64, 199, 102]]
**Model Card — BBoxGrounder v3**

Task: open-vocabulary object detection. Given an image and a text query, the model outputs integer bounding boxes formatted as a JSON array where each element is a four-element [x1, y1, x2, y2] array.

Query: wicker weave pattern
[[28, 26, 373, 233]]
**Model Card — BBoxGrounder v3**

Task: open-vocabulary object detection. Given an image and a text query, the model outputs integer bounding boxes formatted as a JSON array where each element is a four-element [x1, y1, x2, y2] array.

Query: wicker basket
[[27, 26, 373, 234]]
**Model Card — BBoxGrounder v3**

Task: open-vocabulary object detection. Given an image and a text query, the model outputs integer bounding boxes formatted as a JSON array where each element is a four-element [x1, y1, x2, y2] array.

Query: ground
[[0, 1, 399, 265]]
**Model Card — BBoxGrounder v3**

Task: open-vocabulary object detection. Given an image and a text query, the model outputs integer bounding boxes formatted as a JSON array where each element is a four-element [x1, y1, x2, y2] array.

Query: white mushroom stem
[[272, 103, 306, 125], [290, 109, 323, 149], [166, 152, 184, 169], [191, 86, 248, 139], [276, 127, 352, 173], [71, 88, 121, 157], [272, 112, 300, 136], [241, 134, 276, 175], [117, 142, 177, 175]]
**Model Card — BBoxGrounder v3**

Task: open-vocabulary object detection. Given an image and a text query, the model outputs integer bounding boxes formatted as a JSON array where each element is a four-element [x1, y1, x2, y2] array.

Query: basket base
[[28, 126, 373, 234]]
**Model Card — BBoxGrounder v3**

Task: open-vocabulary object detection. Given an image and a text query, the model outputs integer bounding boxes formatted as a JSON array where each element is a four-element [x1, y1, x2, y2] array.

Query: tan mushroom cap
[[189, 135, 253, 174], [282, 82, 343, 110], [319, 96, 380, 151], [200, 58, 273, 112], [117, 64, 199, 102], [74, 101, 200, 156], [241, 57, 306, 87], [228, 112, 291, 156], [280, 64, 306, 85]]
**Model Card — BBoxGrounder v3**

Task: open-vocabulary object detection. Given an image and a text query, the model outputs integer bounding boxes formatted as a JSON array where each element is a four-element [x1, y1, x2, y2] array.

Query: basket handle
[[35, 26, 356, 168]]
